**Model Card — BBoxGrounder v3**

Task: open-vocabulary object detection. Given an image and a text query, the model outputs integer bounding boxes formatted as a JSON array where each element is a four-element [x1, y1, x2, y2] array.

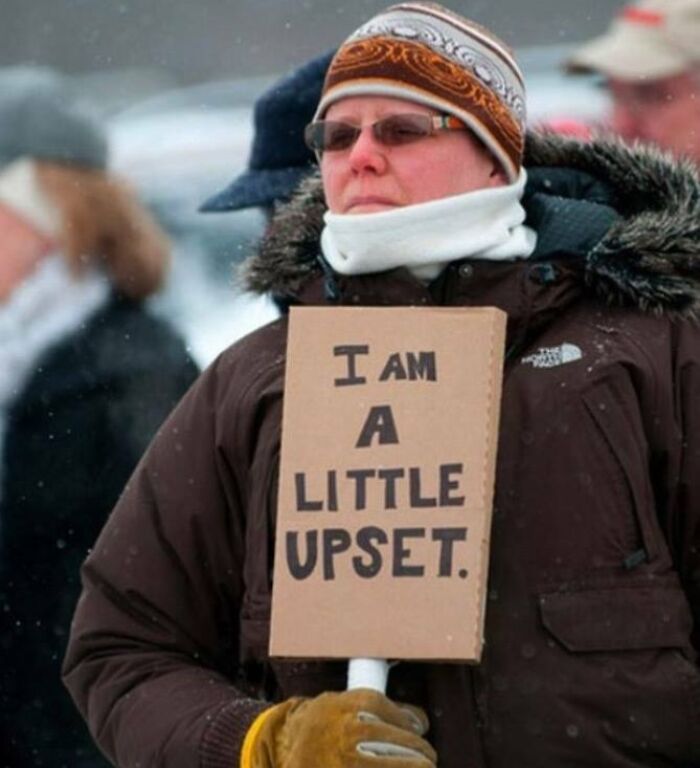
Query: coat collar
[[243, 131, 700, 318]]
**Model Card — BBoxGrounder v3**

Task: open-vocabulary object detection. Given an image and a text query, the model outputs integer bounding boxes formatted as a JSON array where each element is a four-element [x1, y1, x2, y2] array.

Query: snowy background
[[1, 0, 623, 367]]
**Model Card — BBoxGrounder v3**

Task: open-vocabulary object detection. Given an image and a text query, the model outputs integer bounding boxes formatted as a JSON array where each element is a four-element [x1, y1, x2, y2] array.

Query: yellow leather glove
[[241, 688, 437, 768]]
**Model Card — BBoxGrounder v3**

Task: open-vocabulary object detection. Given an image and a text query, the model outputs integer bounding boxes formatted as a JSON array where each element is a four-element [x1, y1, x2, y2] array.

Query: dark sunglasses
[[304, 113, 466, 153]]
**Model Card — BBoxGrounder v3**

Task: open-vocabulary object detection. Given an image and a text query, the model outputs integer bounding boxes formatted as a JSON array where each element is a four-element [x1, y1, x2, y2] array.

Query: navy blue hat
[[201, 50, 333, 212]]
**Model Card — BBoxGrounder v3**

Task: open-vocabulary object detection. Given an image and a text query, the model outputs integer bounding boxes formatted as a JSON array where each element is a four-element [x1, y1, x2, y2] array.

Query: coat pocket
[[539, 585, 694, 652], [538, 584, 700, 760]]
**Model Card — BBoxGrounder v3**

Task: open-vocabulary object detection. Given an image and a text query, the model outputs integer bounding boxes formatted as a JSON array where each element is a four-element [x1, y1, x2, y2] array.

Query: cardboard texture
[[270, 306, 506, 662]]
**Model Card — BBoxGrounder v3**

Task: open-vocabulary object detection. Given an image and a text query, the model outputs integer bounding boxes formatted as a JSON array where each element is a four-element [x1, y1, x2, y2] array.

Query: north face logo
[[521, 343, 583, 369]]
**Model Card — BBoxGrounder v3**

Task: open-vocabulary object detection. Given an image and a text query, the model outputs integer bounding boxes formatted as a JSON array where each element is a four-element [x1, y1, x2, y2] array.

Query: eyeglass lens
[[305, 114, 436, 152]]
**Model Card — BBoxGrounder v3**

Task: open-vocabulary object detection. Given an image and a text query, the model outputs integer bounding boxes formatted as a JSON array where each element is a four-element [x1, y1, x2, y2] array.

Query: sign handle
[[347, 657, 389, 693]]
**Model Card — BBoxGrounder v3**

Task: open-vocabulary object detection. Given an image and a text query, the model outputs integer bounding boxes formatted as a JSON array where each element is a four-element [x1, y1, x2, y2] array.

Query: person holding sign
[[63, 3, 700, 768]]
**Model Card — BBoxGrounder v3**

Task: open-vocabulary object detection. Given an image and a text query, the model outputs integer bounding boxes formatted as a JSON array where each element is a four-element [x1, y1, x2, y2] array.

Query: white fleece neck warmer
[[321, 168, 537, 281], [0, 255, 109, 501]]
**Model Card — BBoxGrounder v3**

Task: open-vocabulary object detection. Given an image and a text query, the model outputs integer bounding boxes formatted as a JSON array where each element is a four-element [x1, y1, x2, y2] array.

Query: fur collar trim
[[243, 131, 700, 317]]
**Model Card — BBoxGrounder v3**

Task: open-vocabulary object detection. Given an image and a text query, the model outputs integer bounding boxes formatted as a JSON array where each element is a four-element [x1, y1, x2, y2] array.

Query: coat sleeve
[[62, 349, 272, 768]]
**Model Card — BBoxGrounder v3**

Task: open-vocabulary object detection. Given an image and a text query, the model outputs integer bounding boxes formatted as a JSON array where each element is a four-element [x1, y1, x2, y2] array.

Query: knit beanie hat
[[314, 2, 526, 181], [0, 67, 108, 171]]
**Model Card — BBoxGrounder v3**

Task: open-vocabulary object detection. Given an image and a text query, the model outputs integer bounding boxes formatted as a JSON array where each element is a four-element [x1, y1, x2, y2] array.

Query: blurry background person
[[199, 50, 332, 324], [566, 0, 700, 164], [0, 68, 199, 767], [200, 49, 334, 221]]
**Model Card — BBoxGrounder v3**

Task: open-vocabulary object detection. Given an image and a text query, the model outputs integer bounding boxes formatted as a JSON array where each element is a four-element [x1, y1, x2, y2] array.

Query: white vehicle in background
[[519, 44, 610, 129], [105, 49, 607, 367], [107, 76, 279, 368]]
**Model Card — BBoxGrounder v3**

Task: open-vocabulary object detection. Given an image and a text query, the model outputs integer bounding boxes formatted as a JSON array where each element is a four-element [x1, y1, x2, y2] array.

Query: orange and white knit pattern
[[316, 2, 526, 181]]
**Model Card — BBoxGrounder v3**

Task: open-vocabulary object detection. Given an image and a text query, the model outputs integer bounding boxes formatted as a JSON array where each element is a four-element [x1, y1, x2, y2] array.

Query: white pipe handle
[[347, 657, 389, 693]]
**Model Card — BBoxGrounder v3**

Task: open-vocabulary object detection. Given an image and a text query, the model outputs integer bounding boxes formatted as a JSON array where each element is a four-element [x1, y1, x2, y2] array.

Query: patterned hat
[[314, 2, 526, 181]]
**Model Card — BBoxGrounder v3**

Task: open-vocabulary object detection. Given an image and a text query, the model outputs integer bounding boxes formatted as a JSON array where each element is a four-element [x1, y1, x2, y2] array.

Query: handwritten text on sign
[[287, 345, 469, 582]]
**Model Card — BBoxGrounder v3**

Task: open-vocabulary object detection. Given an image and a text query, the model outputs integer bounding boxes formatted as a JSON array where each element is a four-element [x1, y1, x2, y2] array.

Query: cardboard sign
[[270, 306, 506, 662]]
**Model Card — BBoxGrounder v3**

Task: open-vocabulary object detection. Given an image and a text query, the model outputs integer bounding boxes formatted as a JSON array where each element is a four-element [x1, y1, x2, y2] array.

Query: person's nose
[[347, 125, 388, 175]]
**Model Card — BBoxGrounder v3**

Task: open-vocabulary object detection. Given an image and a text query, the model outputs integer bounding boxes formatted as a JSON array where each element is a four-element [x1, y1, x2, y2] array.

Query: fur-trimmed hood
[[243, 131, 700, 317]]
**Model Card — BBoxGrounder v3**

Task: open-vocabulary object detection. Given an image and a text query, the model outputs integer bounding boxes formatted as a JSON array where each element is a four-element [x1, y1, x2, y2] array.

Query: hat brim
[[566, 23, 692, 80], [199, 166, 312, 213]]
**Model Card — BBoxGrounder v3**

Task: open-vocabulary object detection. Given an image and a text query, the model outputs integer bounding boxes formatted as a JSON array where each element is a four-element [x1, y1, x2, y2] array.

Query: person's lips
[[344, 195, 397, 213]]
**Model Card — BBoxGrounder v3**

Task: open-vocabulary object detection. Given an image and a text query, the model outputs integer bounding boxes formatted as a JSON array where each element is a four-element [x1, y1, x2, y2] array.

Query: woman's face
[[321, 95, 507, 215]]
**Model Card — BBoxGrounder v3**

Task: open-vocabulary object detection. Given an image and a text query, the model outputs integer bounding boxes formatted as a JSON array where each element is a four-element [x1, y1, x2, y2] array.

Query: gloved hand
[[241, 688, 437, 768]]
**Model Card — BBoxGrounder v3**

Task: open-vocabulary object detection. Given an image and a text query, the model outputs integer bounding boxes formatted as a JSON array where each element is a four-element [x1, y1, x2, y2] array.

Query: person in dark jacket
[[0, 68, 199, 767], [63, 4, 700, 768]]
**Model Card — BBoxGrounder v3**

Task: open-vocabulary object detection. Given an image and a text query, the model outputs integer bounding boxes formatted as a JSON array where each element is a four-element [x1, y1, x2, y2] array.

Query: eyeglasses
[[304, 113, 466, 153]]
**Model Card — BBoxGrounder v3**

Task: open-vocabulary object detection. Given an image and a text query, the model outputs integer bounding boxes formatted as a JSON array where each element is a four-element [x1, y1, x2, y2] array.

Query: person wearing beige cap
[[567, 0, 700, 163], [63, 3, 700, 768]]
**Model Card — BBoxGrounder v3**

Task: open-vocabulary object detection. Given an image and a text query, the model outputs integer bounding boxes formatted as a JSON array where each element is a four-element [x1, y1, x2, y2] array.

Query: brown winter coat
[[63, 133, 700, 768]]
